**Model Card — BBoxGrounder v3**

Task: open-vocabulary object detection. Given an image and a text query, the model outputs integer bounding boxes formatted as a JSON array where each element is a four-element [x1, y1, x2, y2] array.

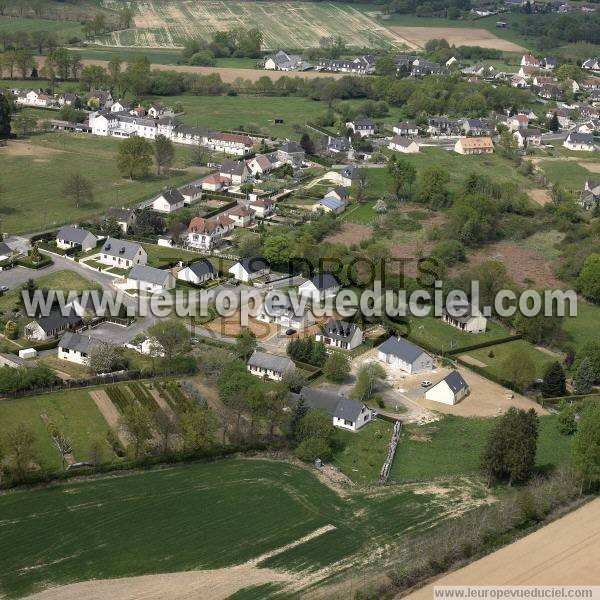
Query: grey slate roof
[[158, 189, 185, 206], [378, 336, 429, 363], [248, 350, 294, 373], [299, 387, 366, 423], [59, 331, 99, 354], [35, 309, 81, 335], [239, 256, 269, 274], [567, 132, 595, 144], [308, 272, 340, 292], [187, 260, 215, 278], [437, 370, 468, 394], [443, 302, 480, 324], [57, 226, 95, 245], [279, 141, 304, 154], [106, 207, 134, 221], [220, 159, 246, 177], [128, 265, 170, 285], [102, 237, 142, 260], [0, 241, 12, 255], [322, 319, 360, 342]]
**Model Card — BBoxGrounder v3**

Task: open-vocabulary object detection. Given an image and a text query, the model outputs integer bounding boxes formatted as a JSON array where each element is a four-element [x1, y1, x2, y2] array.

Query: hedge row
[[447, 334, 523, 356], [454, 355, 518, 392]]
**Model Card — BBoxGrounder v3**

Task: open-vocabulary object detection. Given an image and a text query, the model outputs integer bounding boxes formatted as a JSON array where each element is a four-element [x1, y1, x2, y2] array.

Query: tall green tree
[[62, 173, 93, 208], [481, 407, 539, 486], [574, 358, 595, 395], [572, 402, 600, 491], [0, 92, 11, 139], [541, 361, 566, 398], [577, 253, 600, 303], [117, 136, 153, 180], [153, 134, 175, 176]]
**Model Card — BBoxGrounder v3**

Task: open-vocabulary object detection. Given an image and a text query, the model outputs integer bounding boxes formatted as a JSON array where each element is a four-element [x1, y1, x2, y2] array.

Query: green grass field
[[0, 15, 83, 39], [0, 389, 113, 471], [537, 160, 595, 193], [563, 300, 600, 349], [390, 414, 572, 482], [463, 339, 555, 382], [0, 132, 199, 234], [0, 458, 449, 598]]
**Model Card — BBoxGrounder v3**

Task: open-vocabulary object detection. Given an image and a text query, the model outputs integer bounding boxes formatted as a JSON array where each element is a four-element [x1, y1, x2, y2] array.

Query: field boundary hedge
[[447, 334, 523, 355]]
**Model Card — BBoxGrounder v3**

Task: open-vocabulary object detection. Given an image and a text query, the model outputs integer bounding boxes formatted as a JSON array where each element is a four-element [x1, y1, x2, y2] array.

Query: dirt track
[[403, 498, 600, 599], [34, 57, 345, 83]]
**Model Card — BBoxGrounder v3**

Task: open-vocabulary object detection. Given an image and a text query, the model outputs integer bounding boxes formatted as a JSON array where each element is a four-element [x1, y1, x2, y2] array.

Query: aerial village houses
[[56, 226, 97, 253], [442, 302, 488, 333], [219, 159, 250, 185], [378, 336, 433, 373], [316, 319, 363, 351], [247, 154, 277, 177], [514, 128, 542, 148], [313, 195, 347, 214], [257, 295, 313, 331], [454, 137, 494, 155], [388, 136, 420, 154], [177, 260, 216, 285], [564, 132, 596, 152], [425, 371, 470, 406], [229, 257, 270, 282], [264, 50, 310, 71], [206, 132, 253, 156], [393, 122, 419, 136], [58, 332, 100, 366], [317, 55, 376, 75], [247, 350, 294, 381], [298, 387, 374, 432], [99, 238, 147, 269], [277, 141, 305, 166], [126, 265, 176, 294], [346, 119, 376, 137], [25, 309, 82, 342], [298, 272, 341, 301], [187, 215, 234, 250], [152, 189, 186, 213], [106, 208, 136, 233]]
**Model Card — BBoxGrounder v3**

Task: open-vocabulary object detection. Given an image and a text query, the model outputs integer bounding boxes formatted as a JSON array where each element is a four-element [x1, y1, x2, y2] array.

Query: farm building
[[298, 387, 374, 432], [454, 137, 494, 155], [378, 336, 433, 374], [247, 350, 294, 381], [425, 371, 470, 405]]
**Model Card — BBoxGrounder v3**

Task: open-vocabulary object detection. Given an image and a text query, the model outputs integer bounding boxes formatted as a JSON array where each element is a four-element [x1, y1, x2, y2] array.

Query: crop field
[[99, 0, 403, 49], [0, 458, 462, 599], [0, 132, 198, 235], [0, 16, 83, 39]]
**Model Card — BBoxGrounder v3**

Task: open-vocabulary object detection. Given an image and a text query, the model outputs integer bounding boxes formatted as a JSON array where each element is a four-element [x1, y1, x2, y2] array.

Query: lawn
[[406, 315, 510, 354], [563, 300, 600, 349], [0, 132, 199, 235], [463, 339, 555, 382], [536, 160, 594, 194], [331, 417, 394, 483], [0, 15, 82, 39], [0, 388, 114, 472], [390, 414, 572, 482], [141, 243, 234, 271]]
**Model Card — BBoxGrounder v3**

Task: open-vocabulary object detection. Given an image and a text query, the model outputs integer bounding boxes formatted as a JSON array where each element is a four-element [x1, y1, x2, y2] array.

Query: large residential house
[[427, 117, 457, 136], [442, 302, 487, 333], [298, 272, 341, 301], [248, 196, 274, 218], [564, 132, 596, 152], [16, 89, 51, 107], [425, 371, 470, 406], [229, 256, 270, 282], [177, 260, 216, 285], [152, 189, 186, 213], [454, 137, 494, 155], [346, 119, 375, 137], [25, 309, 82, 342], [219, 159, 250, 185], [521, 53, 541, 68], [317, 55, 376, 75], [328, 136, 352, 153], [226, 205, 256, 228], [98, 238, 147, 269], [514, 128, 542, 148], [316, 319, 363, 351], [206, 132, 253, 156], [298, 387, 374, 432], [257, 293, 313, 330], [247, 154, 277, 177], [186, 215, 234, 250], [378, 336, 433, 374], [247, 350, 294, 381], [106, 208, 136, 233], [264, 50, 310, 71], [126, 265, 176, 294], [461, 118, 492, 136], [277, 141, 306, 166], [58, 332, 100, 366], [339, 165, 360, 187], [393, 121, 418, 136], [56, 226, 97, 252]]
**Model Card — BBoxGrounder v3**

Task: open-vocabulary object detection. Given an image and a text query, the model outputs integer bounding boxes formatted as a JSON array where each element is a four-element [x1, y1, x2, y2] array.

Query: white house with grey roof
[[442, 302, 487, 334], [264, 50, 310, 72], [425, 371, 469, 405], [257, 292, 313, 330], [247, 350, 294, 381], [177, 260, 216, 285], [298, 387, 374, 432], [346, 119, 375, 137], [316, 319, 363, 351], [298, 272, 341, 301], [58, 331, 100, 366], [378, 336, 433, 373], [98, 238, 147, 269], [152, 189, 186, 213], [126, 265, 176, 294], [564, 132, 596, 152], [229, 256, 270, 282], [56, 226, 97, 252]]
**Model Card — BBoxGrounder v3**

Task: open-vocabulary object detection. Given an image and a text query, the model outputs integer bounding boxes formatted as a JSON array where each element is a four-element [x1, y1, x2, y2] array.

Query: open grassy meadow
[[0, 458, 451, 598], [390, 414, 572, 482], [0, 15, 83, 40], [0, 132, 200, 234]]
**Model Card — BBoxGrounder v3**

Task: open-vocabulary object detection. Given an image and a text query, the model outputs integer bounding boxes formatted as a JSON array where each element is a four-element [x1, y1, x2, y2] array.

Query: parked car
[[420, 380, 432, 388], [0, 285, 9, 293], [285, 328, 297, 336]]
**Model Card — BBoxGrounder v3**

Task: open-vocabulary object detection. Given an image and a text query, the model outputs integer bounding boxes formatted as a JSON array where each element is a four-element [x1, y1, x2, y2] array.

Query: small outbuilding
[[425, 371, 469, 405]]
